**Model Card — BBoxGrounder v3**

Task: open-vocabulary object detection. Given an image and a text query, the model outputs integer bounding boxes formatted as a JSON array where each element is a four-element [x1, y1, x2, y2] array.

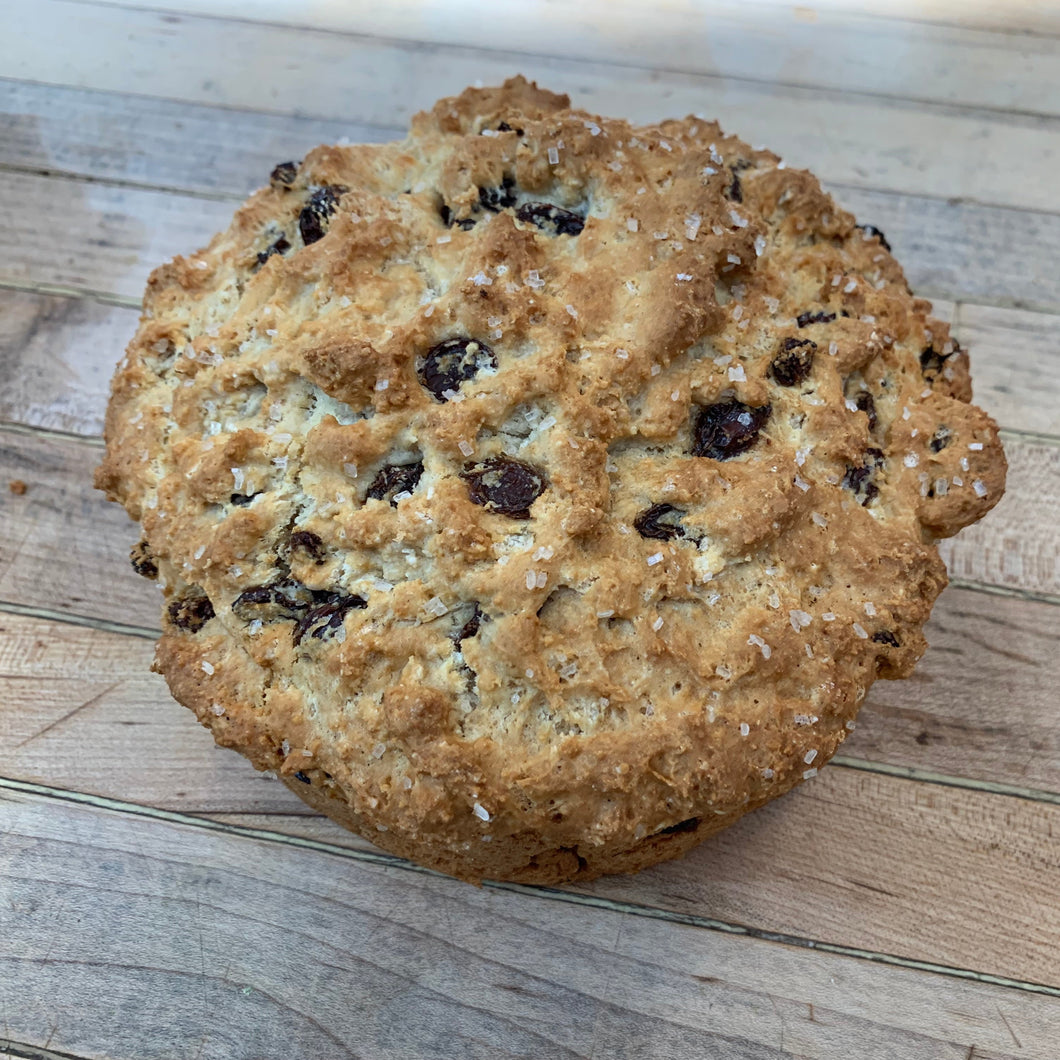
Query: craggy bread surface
[[96, 78, 1006, 883]]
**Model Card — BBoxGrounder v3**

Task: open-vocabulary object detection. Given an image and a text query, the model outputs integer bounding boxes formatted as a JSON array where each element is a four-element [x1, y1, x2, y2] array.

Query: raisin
[[289, 530, 326, 564], [256, 236, 290, 266], [855, 392, 878, 432], [299, 185, 346, 245], [293, 771, 312, 784], [479, 174, 518, 212], [461, 456, 548, 518], [497, 121, 524, 135], [230, 493, 258, 506], [515, 201, 585, 236], [872, 630, 901, 647], [691, 400, 771, 460], [167, 591, 214, 633], [293, 592, 366, 645], [454, 603, 486, 644], [366, 461, 424, 505], [270, 161, 299, 188], [920, 339, 959, 380], [130, 540, 158, 580], [418, 338, 497, 401], [930, 426, 952, 453], [856, 224, 891, 252], [232, 578, 317, 622], [725, 172, 743, 202], [769, 337, 816, 387], [796, 310, 836, 328], [655, 817, 700, 837], [439, 203, 477, 230], [633, 504, 685, 540], [842, 449, 884, 506]]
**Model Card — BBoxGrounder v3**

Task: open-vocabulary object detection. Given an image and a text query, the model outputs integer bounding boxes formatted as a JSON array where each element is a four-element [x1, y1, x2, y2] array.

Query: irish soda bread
[[96, 78, 1006, 883]]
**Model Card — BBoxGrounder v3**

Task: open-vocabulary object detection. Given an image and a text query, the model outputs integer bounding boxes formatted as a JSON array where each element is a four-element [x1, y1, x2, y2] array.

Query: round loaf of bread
[[96, 78, 1006, 883]]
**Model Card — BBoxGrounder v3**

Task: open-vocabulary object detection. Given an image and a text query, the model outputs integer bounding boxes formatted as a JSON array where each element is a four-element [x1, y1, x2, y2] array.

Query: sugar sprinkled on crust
[[97, 77, 1006, 885]]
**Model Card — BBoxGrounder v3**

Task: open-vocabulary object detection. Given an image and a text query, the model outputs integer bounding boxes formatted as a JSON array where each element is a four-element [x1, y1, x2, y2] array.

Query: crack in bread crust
[[97, 77, 1007, 884]]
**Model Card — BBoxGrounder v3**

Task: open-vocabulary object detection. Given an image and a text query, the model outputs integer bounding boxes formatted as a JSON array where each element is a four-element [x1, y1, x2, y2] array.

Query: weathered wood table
[[1, 2, 1058, 1056]]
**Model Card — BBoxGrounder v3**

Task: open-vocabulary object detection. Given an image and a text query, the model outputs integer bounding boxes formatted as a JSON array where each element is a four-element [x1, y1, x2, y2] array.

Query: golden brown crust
[[97, 77, 1006, 884]]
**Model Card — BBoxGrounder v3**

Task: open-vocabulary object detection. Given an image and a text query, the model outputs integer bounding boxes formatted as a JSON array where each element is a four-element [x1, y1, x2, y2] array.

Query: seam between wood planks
[[0, 160, 244, 204], [945, 579, 1060, 609], [0, 601, 158, 641], [0, 277, 140, 311], [0, 71, 408, 138], [0, 1040, 96, 1060], [53, 0, 1060, 124], [3, 773, 1059, 999], [0, 420, 106, 447], [829, 756, 1060, 806]]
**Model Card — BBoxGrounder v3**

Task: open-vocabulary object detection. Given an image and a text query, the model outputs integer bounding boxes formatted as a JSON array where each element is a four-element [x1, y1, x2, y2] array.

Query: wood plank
[[62, 0, 1060, 110], [0, 289, 137, 436], [830, 185, 1060, 313], [6, 82, 1060, 315], [0, 78, 393, 199], [3, 428, 1051, 637], [5, 1, 1060, 212], [2, 786, 1057, 1058], [0, 612, 301, 814], [953, 303, 1060, 436], [0, 170, 232, 304], [3, 609, 1059, 985], [937, 438, 1060, 598], [0, 429, 160, 631]]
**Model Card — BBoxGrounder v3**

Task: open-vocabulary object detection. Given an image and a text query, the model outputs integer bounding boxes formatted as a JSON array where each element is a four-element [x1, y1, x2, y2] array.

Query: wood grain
[[953, 303, 1060, 436], [2, 428, 1050, 635], [0, 79, 391, 199], [937, 438, 1060, 598], [6, 81, 1060, 315], [0, 289, 137, 436], [58, 0, 1060, 110], [2, 608, 1059, 984], [2, 785, 1057, 1059], [6, 0, 1060, 212]]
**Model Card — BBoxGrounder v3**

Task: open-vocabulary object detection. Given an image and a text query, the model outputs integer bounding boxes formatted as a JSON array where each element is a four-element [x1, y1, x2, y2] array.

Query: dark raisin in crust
[[633, 504, 685, 540], [855, 392, 878, 432], [691, 400, 771, 460], [769, 338, 816, 387], [289, 530, 326, 564], [454, 604, 486, 644], [479, 175, 518, 212], [256, 236, 291, 266], [515, 202, 585, 236], [299, 185, 347, 245], [366, 462, 425, 505], [920, 339, 960, 381], [856, 223, 892, 252], [167, 591, 215, 633], [418, 338, 497, 401], [130, 540, 158, 580], [461, 456, 548, 518], [270, 161, 299, 188], [872, 630, 901, 647], [930, 426, 952, 453], [293, 593, 367, 645], [796, 310, 837, 328]]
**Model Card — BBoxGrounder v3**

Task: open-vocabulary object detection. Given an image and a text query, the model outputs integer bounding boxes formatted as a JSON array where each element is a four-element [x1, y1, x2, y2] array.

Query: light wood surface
[[1, 2, 1058, 1056]]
